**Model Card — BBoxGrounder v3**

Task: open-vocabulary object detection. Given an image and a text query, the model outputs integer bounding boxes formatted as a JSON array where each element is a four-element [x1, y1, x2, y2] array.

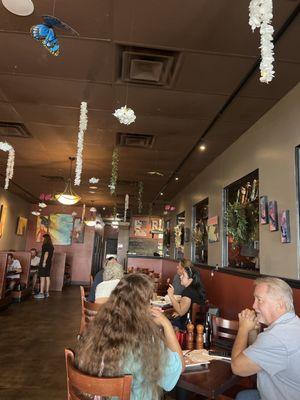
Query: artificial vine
[[192, 221, 207, 245], [225, 202, 248, 249], [110, 147, 119, 195], [138, 181, 143, 214]]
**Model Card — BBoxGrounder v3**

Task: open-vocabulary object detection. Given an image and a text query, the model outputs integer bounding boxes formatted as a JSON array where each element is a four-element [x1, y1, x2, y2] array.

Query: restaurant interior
[[0, 1, 300, 399]]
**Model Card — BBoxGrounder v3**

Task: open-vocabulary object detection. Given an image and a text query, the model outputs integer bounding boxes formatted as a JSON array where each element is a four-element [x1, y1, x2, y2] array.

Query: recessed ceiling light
[[2, 0, 34, 16], [89, 186, 98, 190], [160, 192, 164, 196], [199, 143, 206, 151], [175, 177, 179, 181], [102, 207, 106, 210], [89, 191, 96, 194]]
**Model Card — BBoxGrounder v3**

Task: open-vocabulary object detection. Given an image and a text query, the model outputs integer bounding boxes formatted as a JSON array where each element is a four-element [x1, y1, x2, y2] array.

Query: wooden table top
[[178, 359, 239, 399]]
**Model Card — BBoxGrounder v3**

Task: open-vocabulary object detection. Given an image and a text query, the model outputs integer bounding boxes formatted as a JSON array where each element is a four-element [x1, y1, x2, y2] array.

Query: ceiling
[[0, 0, 299, 216]]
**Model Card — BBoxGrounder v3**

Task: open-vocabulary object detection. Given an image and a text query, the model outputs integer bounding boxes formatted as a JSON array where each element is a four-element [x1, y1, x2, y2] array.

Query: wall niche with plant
[[224, 169, 259, 270], [192, 198, 208, 264]]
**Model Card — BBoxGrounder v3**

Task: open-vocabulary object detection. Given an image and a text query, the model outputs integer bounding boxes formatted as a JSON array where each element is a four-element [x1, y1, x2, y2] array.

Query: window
[[192, 198, 208, 264], [224, 170, 259, 270], [175, 211, 185, 260]]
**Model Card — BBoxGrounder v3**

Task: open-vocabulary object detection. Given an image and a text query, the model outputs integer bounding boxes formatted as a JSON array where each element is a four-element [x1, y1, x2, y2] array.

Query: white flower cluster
[[249, 0, 274, 83], [113, 106, 136, 125], [0, 141, 15, 190], [89, 177, 99, 184], [74, 101, 88, 186], [124, 194, 129, 222], [138, 182, 143, 214], [38, 202, 47, 208]]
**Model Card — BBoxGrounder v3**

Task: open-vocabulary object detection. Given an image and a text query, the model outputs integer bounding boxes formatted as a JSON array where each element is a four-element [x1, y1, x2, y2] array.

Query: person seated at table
[[30, 248, 40, 294], [75, 273, 184, 400], [6, 253, 22, 290], [94, 258, 124, 304], [232, 277, 300, 400], [168, 265, 206, 330], [88, 257, 115, 302], [171, 259, 193, 295]]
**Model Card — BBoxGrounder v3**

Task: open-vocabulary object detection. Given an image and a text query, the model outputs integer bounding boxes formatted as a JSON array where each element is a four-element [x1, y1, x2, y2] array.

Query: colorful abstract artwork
[[207, 216, 219, 243], [36, 215, 50, 242], [259, 196, 268, 224], [49, 214, 73, 245], [268, 200, 278, 232], [72, 217, 85, 244], [16, 216, 28, 236], [280, 210, 291, 243]]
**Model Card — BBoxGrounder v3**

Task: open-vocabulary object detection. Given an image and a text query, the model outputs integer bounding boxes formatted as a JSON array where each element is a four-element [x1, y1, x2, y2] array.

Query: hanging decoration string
[[138, 181, 143, 214], [249, 0, 274, 83], [124, 194, 129, 222], [110, 148, 119, 195], [74, 101, 88, 186], [113, 2, 136, 125], [0, 142, 15, 190]]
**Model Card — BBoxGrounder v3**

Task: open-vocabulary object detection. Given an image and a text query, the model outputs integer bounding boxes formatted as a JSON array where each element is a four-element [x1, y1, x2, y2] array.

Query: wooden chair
[[211, 315, 239, 350], [65, 349, 132, 400], [79, 287, 102, 336]]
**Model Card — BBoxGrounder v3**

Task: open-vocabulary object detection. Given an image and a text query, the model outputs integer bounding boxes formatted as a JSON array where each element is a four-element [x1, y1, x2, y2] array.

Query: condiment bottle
[[186, 322, 194, 350], [196, 324, 204, 349]]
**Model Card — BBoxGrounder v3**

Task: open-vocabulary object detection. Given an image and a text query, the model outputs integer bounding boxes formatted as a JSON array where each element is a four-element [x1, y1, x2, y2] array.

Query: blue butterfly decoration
[[30, 16, 79, 56]]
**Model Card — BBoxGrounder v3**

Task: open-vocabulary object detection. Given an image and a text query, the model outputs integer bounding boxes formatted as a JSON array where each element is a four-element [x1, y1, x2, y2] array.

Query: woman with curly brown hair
[[75, 273, 184, 400]]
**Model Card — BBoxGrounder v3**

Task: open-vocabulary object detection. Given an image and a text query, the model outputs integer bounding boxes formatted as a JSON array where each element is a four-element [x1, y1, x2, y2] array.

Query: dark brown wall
[[197, 267, 300, 319]]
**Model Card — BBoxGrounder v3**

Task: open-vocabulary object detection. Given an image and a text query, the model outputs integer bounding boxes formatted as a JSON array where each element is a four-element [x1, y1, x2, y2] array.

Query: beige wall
[[171, 83, 300, 280], [0, 188, 30, 251]]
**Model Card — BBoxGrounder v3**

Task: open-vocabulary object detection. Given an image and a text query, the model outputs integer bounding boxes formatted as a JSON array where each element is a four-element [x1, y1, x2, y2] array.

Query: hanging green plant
[[174, 224, 182, 249], [138, 181, 143, 214], [225, 202, 248, 249], [192, 221, 207, 245], [110, 148, 119, 195]]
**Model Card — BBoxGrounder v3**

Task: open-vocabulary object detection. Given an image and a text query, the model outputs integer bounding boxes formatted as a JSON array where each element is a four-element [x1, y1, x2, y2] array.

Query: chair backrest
[[79, 288, 103, 336], [211, 315, 239, 344], [65, 349, 132, 400]]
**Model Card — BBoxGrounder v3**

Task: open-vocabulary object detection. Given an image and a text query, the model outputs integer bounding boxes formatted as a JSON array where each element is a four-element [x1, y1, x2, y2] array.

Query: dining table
[[175, 359, 239, 399]]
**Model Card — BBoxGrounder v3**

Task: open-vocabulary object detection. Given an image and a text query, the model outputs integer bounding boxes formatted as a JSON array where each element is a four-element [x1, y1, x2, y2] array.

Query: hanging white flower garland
[[113, 105, 136, 125], [89, 177, 99, 184], [74, 101, 88, 186], [249, 0, 275, 83], [0, 141, 15, 190], [124, 194, 129, 222]]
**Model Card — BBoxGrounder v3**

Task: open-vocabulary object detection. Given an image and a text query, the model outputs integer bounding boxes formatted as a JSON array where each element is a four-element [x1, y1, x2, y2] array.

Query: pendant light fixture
[[85, 201, 97, 226], [55, 157, 81, 205]]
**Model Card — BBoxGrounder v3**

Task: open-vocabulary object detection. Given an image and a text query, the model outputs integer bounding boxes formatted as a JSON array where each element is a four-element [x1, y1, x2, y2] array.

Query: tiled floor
[[0, 286, 79, 400]]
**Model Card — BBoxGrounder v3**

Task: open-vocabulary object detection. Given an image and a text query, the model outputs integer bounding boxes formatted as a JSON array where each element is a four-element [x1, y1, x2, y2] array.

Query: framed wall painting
[[36, 215, 50, 242], [72, 217, 85, 244], [268, 200, 278, 231], [16, 216, 28, 236], [207, 216, 219, 243], [279, 210, 291, 243], [49, 214, 73, 245], [259, 196, 268, 224]]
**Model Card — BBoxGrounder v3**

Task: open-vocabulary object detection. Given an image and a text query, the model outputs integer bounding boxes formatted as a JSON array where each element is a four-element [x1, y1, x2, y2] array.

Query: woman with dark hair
[[168, 265, 206, 330], [75, 273, 184, 400], [34, 234, 54, 299]]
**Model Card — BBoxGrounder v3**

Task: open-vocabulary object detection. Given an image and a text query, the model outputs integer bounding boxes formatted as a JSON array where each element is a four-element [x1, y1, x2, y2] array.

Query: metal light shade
[[85, 220, 96, 227], [2, 0, 34, 16], [55, 179, 81, 205]]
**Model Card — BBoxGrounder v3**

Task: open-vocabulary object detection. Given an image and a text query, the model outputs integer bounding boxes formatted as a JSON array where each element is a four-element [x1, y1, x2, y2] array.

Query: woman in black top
[[168, 265, 206, 330], [34, 234, 54, 299]]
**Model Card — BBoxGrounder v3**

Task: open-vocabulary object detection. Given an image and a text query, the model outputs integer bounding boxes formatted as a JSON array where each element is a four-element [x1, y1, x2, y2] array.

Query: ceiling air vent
[[0, 122, 31, 138], [117, 133, 155, 149], [119, 46, 179, 86]]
